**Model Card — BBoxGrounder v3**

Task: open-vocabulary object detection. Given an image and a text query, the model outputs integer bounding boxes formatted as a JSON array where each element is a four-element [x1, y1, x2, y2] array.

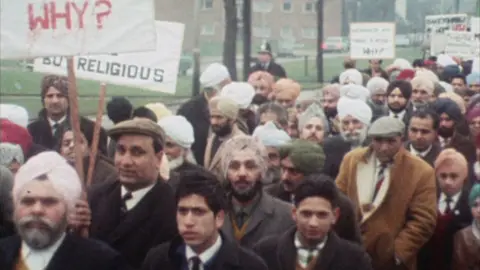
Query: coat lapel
[[355, 154, 375, 222], [208, 126, 244, 171], [314, 233, 340, 270], [244, 194, 275, 236], [90, 181, 123, 239], [276, 227, 298, 270], [204, 135, 214, 169], [46, 236, 76, 270], [0, 235, 21, 270]]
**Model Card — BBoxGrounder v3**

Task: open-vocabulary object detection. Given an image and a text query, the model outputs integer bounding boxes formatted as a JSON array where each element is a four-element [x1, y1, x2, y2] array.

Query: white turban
[[337, 97, 372, 125], [0, 104, 29, 128], [253, 121, 291, 147], [220, 82, 255, 109], [157, 115, 194, 149], [392, 58, 413, 70], [366, 77, 389, 96], [339, 69, 363, 85], [13, 151, 82, 211], [437, 54, 457, 67], [340, 84, 370, 102], [439, 81, 454, 93], [200, 63, 231, 88]]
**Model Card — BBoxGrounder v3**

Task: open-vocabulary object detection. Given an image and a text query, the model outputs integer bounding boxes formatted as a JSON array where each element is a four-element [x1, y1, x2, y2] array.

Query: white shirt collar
[[21, 233, 66, 270], [47, 115, 67, 128], [438, 191, 462, 214], [409, 145, 432, 158], [185, 234, 222, 266], [121, 184, 155, 211], [388, 110, 406, 119]]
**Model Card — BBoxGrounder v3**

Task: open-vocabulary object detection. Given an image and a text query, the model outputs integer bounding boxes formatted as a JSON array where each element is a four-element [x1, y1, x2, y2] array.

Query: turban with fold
[[297, 103, 329, 133], [411, 76, 435, 95], [209, 96, 239, 120], [322, 84, 340, 99], [220, 82, 255, 109], [366, 77, 389, 96], [339, 69, 363, 85], [340, 84, 370, 102], [13, 151, 82, 211], [200, 63, 231, 88], [467, 72, 480, 85], [273, 78, 301, 101], [0, 143, 24, 167], [0, 119, 32, 156], [415, 68, 439, 83], [279, 140, 325, 175], [158, 115, 194, 149], [432, 98, 463, 122], [0, 104, 29, 128], [337, 97, 372, 125], [438, 92, 465, 114], [396, 69, 415, 81], [253, 121, 291, 147], [467, 106, 480, 122], [145, 103, 172, 121], [220, 135, 268, 178]]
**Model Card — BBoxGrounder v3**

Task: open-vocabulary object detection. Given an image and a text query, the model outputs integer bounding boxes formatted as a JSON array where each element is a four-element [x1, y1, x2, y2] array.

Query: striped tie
[[372, 164, 387, 201]]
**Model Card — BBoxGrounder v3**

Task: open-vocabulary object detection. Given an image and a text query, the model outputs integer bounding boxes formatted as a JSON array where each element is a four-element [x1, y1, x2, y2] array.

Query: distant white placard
[[444, 31, 479, 59], [33, 21, 185, 94], [349, 23, 396, 59], [0, 0, 157, 59], [471, 17, 480, 34], [425, 14, 468, 55]]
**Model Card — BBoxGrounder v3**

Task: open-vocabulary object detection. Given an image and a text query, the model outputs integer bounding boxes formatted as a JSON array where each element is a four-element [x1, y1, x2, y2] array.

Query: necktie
[[445, 196, 453, 214], [52, 122, 59, 136], [372, 164, 387, 201], [190, 256, 202, 270], [393, 114, 399, 119], [120, 192, 133, 214], [236, 211, 248, 227]]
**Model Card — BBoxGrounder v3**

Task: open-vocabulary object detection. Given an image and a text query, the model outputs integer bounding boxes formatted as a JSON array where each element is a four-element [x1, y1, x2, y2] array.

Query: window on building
[[200, 0, 213, 10], [304, 1, 316, 13], [253, 26, 272, 38], [301, 27, 316, 39], [253, 0, 273, 13], [201, 24, 215, 36], [282, 0, 293, 12], [280, 26, 293, 39]]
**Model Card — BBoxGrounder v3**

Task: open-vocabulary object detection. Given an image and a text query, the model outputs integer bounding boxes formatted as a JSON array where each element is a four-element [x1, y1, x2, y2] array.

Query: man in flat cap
[[204, 97, 245, 180], [0, 152, 132, 270], [178, 63, 232, 167], [336, 116, 437, 270], [265, 139, 362, 244], [86, 118, 177, 268], [250, 41, 287, 79]]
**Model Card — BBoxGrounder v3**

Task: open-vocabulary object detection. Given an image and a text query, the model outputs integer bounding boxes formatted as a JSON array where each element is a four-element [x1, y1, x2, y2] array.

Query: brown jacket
[[204, 125, 245, 181], [335, 147, 437, 270], [452, 226, 480, 270]]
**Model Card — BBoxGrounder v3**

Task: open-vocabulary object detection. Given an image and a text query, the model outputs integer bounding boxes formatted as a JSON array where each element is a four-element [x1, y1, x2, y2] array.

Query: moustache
[[18, 216, 55, 231]]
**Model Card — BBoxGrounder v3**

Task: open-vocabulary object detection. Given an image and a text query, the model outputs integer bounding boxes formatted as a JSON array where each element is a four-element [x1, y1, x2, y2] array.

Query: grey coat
[[221, 192, 295, 249]]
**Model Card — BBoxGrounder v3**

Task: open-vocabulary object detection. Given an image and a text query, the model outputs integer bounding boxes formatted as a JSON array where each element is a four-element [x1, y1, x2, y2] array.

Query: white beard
[[340, 125, 368, 147], [168, 156, 185, 171]]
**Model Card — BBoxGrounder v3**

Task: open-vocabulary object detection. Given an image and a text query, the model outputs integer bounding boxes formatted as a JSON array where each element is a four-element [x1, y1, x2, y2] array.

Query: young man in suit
[[142, 170, 267, 270], [254, 176, 372, 270]]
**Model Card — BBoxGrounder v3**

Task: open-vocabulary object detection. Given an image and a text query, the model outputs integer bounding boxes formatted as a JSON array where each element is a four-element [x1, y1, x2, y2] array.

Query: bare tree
[[223, 0, 237, 80]]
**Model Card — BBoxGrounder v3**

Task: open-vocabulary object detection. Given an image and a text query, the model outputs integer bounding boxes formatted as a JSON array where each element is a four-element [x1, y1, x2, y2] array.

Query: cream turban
[[157, 115, 194, 149], [392, 58, 413, 70], [439, 92, 466, 114], [200, 63, 231, 88], [322, 84, 341, 99], [298, 103, 329, 133], [220, 135, 268, 178], [253, 121, 291, 147], [273, 78, 301, 100], [411, 76, 435, 95], [340, 84, 370, 102], [437, 54, 457, 67], [339, 69, 363, 85], [209, 96, 239, 120], [366, 77, 389, 96], [337, 97, 373, 125], [13, 151, 82, 210], [220, 82, 255, 109], [415, 68, 439, 83], [0, 104, 29, 128], [145, 103, 172, 120]]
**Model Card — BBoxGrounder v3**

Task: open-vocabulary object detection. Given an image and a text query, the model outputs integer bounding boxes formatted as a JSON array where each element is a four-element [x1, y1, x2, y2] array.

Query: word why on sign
[[28, 0, 112, 31], [42, 57, 165, 82], [362, 48, 385, 55]]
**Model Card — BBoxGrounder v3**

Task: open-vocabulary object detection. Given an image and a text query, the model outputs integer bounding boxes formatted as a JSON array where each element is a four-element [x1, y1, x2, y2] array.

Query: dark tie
[[372, 164, 387, 201], [120, 192, 132, 215], [394, 114, 399, 119], [190, 256, 202, 270], [236, 211, 248, 228], [52, 122, 59, 136], [445, 196, 453, 214]]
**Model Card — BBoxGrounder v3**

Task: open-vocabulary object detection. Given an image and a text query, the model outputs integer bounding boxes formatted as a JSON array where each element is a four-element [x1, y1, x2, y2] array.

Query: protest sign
[[34, 21, 185, 94], [471, 17, 480, 34], [0, 0, 157, 59], [349, 22, 396, 59], [444, 31, 479, 59], [424, 14, 468, 55]]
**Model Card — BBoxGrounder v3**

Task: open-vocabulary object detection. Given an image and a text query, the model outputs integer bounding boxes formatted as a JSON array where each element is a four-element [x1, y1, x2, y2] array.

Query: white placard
[[445, 31, 480, 60], [33, 21, 185, 94], [349, 22, 396, 59], [0, 0, 157, 59], [471, 17, 480, 34], [425, 14, 468, 55]]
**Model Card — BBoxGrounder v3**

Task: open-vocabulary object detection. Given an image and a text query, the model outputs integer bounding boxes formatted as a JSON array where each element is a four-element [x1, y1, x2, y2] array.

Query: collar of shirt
[[473, 221, 480, 241], [294, 232, 327, 268], [121, 184, 155, 211], [409, 144, 432, 157], [263, 62, 270, 69], [48, 115, 67, 128], [21, 233, 66, 270], [388, 110, 406, 119], [438, 191, 462, 214], [438, 136, 451, 147], [232, 193, 261, 217], [185, 234, 222, 267]]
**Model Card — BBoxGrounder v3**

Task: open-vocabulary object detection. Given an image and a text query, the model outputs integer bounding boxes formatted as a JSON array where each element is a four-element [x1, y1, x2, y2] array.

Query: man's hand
[[68, 199, 91, 230]]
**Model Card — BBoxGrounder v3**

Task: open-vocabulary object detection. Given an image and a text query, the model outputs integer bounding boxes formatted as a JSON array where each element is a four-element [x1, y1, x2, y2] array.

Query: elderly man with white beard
[[0, 151, 132, 270], [323, 97, 373, 179], [219, 135, 294, 249]]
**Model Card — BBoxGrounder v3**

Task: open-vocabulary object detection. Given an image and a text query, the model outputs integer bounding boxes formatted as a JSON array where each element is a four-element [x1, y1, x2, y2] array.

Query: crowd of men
[[0, 45, 480, 270]]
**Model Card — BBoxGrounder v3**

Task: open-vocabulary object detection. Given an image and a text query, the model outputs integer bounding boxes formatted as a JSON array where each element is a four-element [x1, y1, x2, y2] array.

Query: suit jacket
[[221, 192, 295, 249], [265, 181, 362, 245], [88, 180, 177, 268], [204, 125, 245, 181], [250, 61, 287, 79], [403, 142, 441, 168], [177, 94, 210, 166], [253, 227, 373, 270], [142, 233, 268, 270], [336, 147, 437, 270], [323, 136, 370, 179], [445, 132, 476, 163], [452, 226, 480, 270], [0, 234, 133, 270]]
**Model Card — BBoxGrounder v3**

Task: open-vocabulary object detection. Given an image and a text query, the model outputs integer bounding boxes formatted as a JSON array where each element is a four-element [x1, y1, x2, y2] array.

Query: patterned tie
[[120, 192, 132, 215], [445, 196, 453, 214], [372, 164, 387, 201], [190, 256, 201, 270], [52, 122, 59, 137]]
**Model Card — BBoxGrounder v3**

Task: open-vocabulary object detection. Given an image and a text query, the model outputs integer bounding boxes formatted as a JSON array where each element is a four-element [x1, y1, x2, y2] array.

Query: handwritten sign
[[33, 21, 185, 94], [0, 0, 157, 59], [349, 22, 396, 59], [444, 31, 480, 60], [471, 17, 480, 34], [425, 14, 468, 55]]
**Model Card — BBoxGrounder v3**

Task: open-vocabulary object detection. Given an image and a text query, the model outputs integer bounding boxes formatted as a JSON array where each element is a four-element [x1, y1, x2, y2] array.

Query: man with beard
[[432, 98, 476, 163], [254, 177, 372, 270], [219, 135, 294, 248], [204, 97, 245, 181], [410, 76, 435, 111], [323, 97, 373, 178], [220, 82, 256, 134], [405, 109, 441, 167], [257, 102, 289, 130], [272, 79, 301, 108], [0, 151, 131, 270], [322, 84, 341, 135], [366, 77, 389, 122], [253, 121, 291, 188], [265, 140, 362, 244], [386, 80, 413, 127], [248, 71, 275, 108], [298, 103, 329, 145]]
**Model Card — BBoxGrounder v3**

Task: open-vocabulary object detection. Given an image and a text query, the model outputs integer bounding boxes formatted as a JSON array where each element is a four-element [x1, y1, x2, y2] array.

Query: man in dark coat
[[177, 63, 232, 166], [254, 178, 372, 270], [362, 59, 389, 81], [27, 75, 107, 155], [250, 42, 287, 79], [142, 170, 267, 270], [86, 118, 177, 268]]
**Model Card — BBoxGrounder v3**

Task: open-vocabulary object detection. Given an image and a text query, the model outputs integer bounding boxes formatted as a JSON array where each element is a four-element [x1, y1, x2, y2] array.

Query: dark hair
[[409, 108, 440, 130], [449, 74, 467, 85], [412, 59, 424, 68], [257, 102, 288, 127], [428, 56, 437, 62], [132, 106, 158, 122], [175, 170, 227, 215], [41, 75, 69, 100], [369, 59, 383, 64], [293, 174, 338, 208], [107, 97, 133, 124]]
